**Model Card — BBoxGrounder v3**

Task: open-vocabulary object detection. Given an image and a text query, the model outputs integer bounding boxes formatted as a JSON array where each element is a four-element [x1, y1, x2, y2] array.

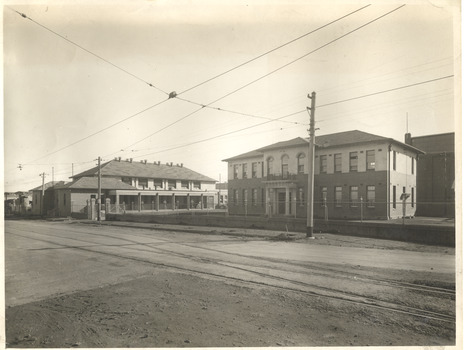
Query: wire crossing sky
[[3, 1, 458, 192]]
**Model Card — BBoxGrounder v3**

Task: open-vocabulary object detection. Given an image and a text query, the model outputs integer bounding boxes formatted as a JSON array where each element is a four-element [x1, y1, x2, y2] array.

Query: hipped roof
[[223, 130, 424, 161], [72, 159, 216, 182]]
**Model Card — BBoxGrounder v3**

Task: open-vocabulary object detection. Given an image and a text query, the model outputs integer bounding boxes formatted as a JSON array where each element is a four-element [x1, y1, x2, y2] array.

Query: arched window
[[266, 157, 274, 177], [297, 153, 306, 174], [281, 154, 289, 179]]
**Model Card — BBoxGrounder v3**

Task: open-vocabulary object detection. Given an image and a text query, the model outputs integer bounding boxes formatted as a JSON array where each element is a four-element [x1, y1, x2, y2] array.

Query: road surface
[[5, 220, 457, 347]]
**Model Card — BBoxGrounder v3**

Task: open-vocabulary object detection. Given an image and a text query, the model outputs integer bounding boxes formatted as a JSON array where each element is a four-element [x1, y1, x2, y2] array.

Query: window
[[252, 189, 258, 206], [335, 186, 342, 207], [193, 181, 201, 189], [334, 153, 342, 172], [393, 151, 397, 170], [297, 153, 305, 174], [168, 180, 176, 189], [233, 190, 239, 205], [298, 188, 305, 206], [64, 193, 66, 206], [349, 152, 358, 172], [233, 164, 239, 179], [242, 189, 248, 205], [122, 177, 132, 185], [366, 150, 375, 171], [153, 179, 163, 188], [261, 188, 265, 207], [181, 180, 189, 189], [252, 162, 258, 178], [412, 157, 415, 174], [138, 178, 148, 188], [320, 155, 327, 174], [367, 186, 375, 208], [320, 187, 327, 206], [267, 157, 274, 176], [242, 163, 248, 179], [281, 155, 289, 179], [350, 186, 359, 207], [392, 186, 396, 209], [411, 187, 415, 207]]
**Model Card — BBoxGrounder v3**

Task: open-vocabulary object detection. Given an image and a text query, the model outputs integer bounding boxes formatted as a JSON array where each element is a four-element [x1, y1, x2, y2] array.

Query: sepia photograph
[[2, 0, 461, 348]]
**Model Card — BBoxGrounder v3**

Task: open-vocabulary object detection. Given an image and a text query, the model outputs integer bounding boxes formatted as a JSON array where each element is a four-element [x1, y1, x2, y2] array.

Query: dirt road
[[5, 220, 457, 347]]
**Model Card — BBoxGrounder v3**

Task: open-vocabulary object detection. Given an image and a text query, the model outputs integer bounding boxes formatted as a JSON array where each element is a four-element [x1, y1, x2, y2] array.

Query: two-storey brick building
[[32, 158, 218, 217], [223, 130, 424, 220]]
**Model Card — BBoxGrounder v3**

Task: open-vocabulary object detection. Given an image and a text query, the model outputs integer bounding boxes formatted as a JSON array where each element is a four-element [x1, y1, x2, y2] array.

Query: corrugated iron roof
[[72, 160, 217, 182], [54, 177, 137, 190]]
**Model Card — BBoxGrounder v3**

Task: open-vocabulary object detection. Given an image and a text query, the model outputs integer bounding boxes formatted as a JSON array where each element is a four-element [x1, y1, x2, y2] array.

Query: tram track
[[6, 222, 455, 325]]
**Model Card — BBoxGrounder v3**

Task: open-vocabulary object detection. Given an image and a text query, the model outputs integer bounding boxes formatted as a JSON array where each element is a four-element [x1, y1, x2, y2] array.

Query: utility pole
[[39, 172, 46, 216], [97, 157, 102, 222], [306, 92, 316, 238]]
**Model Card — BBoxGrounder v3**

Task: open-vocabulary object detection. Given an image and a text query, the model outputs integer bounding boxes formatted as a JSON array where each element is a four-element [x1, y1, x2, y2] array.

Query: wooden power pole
[[97, 157, 102, 222], [306, 92, 316, 238]]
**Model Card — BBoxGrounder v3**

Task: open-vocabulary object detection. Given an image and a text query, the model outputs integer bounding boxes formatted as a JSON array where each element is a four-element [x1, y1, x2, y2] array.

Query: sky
[[2, 0, 460, 192]]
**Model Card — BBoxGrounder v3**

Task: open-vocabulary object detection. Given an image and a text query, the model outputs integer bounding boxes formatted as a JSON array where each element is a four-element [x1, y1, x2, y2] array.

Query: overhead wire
[[176, 4, 371, 95], [8, 5, 371, 166], [117, 5, 406, 153], [127, 74, 454, 159], [7, 7, 169, 96]]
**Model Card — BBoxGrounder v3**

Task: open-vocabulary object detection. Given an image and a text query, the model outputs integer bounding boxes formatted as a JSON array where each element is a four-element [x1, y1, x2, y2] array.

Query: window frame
[[335, 186, 342, 207], [334, 153, 342, 173], [366, 185, 375, 208], [349, 186, 359, 207], [366, 150, 375, 171], [320, 155, 327, 174], [349, 152, 358, 172]]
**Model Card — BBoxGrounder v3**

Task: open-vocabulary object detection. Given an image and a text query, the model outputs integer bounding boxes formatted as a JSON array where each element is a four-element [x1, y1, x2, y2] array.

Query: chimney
[[404, 133, 412, 145], [170, 162, 173, 166], [144, 160, 147, 164], [118, 157, 121, 162], [130, 158, 133, 163], [158, 161, 161, 165], [180, 163, 183, 167]]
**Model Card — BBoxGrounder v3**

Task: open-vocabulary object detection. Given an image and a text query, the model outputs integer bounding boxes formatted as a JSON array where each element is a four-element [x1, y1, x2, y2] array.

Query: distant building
[[30, 182, 64, 216], [409, 132, 455, 218], [215, 183, 228, 208], [4, 191, 32, 215], [223, 130, 424, 220]]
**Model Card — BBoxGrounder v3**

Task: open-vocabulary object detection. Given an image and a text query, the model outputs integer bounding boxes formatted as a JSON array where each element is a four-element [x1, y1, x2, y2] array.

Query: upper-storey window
[[252, 162, 258, 178], [334, 153, 342, 172], [242, 163, 248, 179], [297, 153, 305, 174], [393, 151, 397, 170], [181, 180, 189, 189], [168, 180, 176, 189], [153, 179, 163, 188], [193, 181, 201, 189], [267, 157, 274, 176], [366, 150, 375, 171], [349, 152, 358, 172], [122, 177, 132, 185], [281, 155, 289, 179], [320, 155, 327, 174], [138, 178, 148, 188], [233, 164, 239, 179], [411, 157, 415, 174]]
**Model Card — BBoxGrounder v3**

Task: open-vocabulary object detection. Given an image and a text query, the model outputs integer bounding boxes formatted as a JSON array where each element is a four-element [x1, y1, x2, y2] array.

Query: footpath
[[78, 219, 306, 240]]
